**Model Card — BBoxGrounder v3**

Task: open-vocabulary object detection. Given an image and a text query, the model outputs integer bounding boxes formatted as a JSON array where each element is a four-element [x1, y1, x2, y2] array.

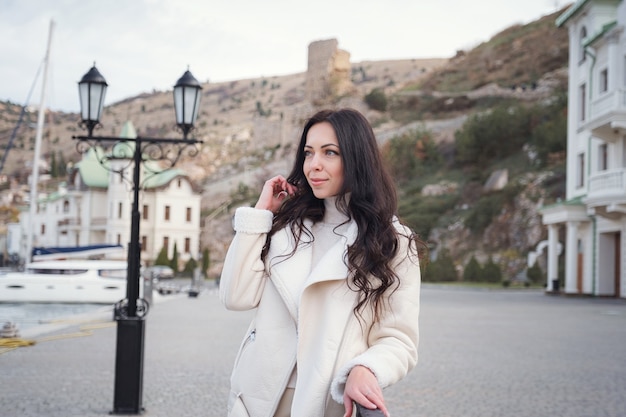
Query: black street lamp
[[78, 64, 108, 137], [73, 64, 203, 415]]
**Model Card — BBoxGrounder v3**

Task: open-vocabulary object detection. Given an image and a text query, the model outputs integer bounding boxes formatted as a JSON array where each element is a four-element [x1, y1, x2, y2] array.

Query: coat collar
[[267, 219, 358, 317]]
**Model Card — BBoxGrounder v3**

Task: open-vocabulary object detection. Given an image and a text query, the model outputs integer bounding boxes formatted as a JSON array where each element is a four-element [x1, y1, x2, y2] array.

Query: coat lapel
[[268, 220, 358, 318], [307, 220, 358, 284]]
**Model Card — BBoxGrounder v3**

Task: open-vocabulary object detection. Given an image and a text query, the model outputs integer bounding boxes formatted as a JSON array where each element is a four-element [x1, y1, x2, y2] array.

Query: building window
[[119, 171, 124, 183], [142, 204, 149, 220], [118, 202, 123, 219], [579, 26, 587, 64], [579, 83, 586, 122], [599, 143, 608, 171], [141, 236, 147, 252], [163, 236, 169, 251], [184, 237, 191, 253], [178, 179, 182, 188], [41, 224, 45, 235], [600, 69, 608, 93], [164, 206, 170, 221], [577, 153, 585, 188], [63, 200, 70, 213], [117, 234, 122, 245], [186, 207, 192, 222]]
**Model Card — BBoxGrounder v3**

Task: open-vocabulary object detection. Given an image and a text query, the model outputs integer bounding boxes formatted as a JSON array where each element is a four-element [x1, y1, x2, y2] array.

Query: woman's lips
[[309, 178, 326, 186]]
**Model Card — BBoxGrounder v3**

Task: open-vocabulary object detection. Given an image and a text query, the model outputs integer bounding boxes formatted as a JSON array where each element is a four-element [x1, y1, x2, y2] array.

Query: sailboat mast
[[26, 19, 55, 263]]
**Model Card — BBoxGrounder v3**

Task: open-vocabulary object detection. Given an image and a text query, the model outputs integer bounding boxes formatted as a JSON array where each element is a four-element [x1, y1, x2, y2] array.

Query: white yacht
[[0, 260, 129, 304]]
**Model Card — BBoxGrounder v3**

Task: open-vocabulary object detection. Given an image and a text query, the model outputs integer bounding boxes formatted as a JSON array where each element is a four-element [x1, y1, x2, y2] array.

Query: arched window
[[580, 26, 587, 64]]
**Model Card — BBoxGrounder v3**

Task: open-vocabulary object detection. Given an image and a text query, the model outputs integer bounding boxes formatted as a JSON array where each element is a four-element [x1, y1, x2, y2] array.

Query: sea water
[[0, 303, 105, 332]]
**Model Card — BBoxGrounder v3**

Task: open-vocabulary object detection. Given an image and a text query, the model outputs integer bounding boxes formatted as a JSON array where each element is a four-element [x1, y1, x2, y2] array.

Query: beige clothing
[[220, 206, 421, 417]]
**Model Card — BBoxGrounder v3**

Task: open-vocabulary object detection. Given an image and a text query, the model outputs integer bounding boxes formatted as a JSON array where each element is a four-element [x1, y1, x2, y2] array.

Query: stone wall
[[306, 39, 353, 105]]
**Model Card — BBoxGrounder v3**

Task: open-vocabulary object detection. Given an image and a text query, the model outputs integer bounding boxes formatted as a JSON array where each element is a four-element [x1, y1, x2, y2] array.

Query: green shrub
[[454, 103, 531, 168], [483, 256, 502, 283], [398, 194, 458, 240], [464, 193, 505, 234], [463, 256, 483, 282], [382, 128, 443, 182], [526, 261, 544, 284], [365, 88, 388, 111], [528, 94, 567, 167], [424, 248, 457, 282]]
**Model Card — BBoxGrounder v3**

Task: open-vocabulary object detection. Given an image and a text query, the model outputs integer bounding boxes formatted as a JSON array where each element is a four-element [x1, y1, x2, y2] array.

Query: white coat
[[219, 207, 421, 417]]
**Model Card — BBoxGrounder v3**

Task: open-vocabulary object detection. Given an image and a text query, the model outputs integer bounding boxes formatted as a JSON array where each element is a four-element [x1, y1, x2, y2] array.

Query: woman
[[220, 108, 423, 417]]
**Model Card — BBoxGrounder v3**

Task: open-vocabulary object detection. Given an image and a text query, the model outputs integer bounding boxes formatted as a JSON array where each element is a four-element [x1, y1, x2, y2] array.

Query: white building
[[19, 121, 202, 268], [541, 0, 625, 298]]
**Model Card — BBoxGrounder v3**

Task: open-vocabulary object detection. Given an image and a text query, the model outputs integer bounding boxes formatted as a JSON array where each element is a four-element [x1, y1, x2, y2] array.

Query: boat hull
[[0, 260, 130, 304]]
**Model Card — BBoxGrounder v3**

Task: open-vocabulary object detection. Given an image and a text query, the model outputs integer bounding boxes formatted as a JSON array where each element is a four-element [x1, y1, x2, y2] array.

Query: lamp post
[[73, 64, 203, 415]]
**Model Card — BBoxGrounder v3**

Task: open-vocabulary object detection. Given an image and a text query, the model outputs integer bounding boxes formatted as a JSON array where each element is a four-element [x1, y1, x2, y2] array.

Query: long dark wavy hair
[[262, 108, 422, 321]]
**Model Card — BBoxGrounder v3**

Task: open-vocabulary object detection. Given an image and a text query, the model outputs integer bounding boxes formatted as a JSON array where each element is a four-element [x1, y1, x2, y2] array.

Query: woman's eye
[[326, 149, 338, 156]]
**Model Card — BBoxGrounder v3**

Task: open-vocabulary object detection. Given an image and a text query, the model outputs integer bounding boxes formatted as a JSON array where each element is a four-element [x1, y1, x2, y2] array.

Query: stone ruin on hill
[[248, 38, 355, 154], [306, 38, 353, 105]]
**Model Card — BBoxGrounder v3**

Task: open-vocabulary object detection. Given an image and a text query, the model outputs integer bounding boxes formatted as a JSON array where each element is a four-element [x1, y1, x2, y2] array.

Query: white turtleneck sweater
[[281, 196, 350, 318], [283, 196, 350, 388]]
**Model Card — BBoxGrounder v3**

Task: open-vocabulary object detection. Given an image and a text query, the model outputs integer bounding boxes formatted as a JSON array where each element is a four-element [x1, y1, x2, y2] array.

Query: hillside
[[0, 7, 570, 279], [0, 58, 445, 183], [393, 8, 570, 282]]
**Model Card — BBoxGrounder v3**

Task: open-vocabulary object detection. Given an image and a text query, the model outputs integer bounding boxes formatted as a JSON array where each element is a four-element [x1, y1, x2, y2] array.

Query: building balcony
[[57, 218, 80, 231], [586, 89, 626, 142], [585, 168, 626, 218], [57, 217, 108, 232]]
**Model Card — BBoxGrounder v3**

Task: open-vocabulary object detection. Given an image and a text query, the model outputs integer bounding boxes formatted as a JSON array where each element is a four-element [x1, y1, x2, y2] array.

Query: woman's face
[[303, 121, 344, 199]]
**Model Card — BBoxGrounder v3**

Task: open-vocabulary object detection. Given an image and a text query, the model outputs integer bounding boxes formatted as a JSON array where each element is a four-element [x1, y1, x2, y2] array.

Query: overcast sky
[[0, 0, 567, 113]]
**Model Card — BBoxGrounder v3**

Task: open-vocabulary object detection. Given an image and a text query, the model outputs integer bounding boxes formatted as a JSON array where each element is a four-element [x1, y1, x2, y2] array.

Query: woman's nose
[[310, 154, 322, 170]]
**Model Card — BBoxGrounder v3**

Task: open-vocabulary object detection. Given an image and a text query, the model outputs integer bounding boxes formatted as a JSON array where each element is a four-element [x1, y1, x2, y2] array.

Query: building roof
[[584, 20, 618, 46], [73, 121, 188, 190], [540, 196, 585, 211], [556, 0, 591, 27], [37, 182, 68, 203], [75, 147, 110, 188], [557, 0, 622, 27]]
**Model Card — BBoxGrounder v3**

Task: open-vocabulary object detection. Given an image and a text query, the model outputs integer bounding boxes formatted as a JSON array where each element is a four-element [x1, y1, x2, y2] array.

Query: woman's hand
[[342, 365, 389, 417], [255, 175, 297, 213]]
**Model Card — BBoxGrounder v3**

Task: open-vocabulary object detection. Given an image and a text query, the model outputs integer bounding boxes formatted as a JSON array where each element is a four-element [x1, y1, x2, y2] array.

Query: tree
[[463, 256, 483, 282], [49, 152, 58, 177], [57, 151, 67, 177], [483, 256, 503, 283], [424, 248, 457, 282], [170, 242, 179, 273], [182, 257, 197, 277], [202, 247, 210, 278], [155, 246, 169, 266]]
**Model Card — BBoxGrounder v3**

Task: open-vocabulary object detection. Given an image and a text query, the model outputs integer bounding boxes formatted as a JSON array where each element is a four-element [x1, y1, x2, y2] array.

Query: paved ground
[[1, 283, 625, 417]]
